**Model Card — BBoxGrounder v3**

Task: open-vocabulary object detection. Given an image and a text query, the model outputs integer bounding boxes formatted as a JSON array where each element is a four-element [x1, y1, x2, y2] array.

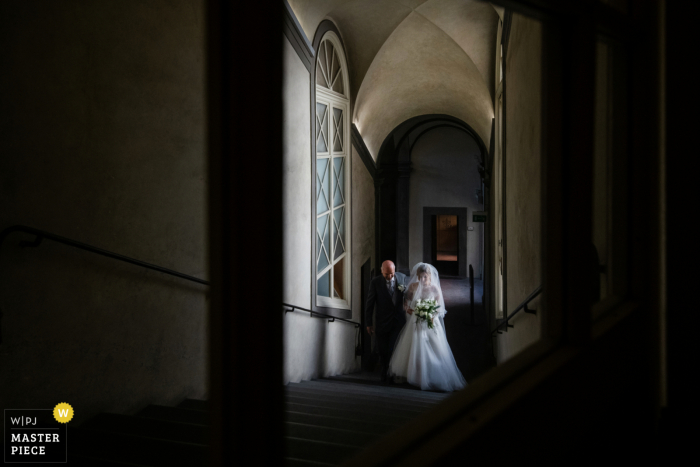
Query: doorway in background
[[434, 215, 459, 275], [423, 207, 468, 278]]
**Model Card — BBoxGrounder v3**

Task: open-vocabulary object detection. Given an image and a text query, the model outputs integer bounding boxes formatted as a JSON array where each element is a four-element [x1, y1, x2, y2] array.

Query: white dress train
[[388, 298, 467, 392]]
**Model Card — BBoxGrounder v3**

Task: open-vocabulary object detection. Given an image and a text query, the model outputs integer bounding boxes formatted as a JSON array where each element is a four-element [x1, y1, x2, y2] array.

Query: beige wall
[[282, 36, 373, 383], [282, 37, 313, 311], [409, 127, 484, 276], [495, 13, 543, 363], [351, 146, 375, 324], [0, 0, 207, 423]]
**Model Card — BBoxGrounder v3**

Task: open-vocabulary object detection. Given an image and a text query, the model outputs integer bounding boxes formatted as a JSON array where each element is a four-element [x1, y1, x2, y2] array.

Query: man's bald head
[[381, 260, 395, 281]]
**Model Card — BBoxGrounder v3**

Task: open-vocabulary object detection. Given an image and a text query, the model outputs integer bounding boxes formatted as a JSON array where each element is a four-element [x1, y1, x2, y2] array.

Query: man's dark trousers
[[377, 325, 402, 381], [365, 272, 407, 381]]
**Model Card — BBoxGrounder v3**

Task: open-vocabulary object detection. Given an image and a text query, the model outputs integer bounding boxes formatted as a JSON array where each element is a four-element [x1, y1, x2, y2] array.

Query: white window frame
[[315, 31, 351, 310]]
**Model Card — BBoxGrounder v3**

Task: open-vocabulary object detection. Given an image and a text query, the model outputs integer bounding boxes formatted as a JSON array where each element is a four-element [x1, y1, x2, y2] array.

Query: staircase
[[68, 378, 448, 466], [69, 400, 209, 466], [284, 379, 448, 465]]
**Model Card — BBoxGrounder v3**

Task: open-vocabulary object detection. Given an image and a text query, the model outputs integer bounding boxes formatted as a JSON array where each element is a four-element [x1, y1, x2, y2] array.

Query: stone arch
[[375, 114, 489, 276]]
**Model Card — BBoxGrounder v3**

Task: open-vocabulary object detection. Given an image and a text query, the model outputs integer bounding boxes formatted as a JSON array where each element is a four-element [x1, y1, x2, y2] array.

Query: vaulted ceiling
[[288, 0, 499, 160]]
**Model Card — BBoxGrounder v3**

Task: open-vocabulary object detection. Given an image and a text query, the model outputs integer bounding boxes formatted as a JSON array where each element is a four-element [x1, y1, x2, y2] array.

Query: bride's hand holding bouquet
[[414, 298, 440, 330]]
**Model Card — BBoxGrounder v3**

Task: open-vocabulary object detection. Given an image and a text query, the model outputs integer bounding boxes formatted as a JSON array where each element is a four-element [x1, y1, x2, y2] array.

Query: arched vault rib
[[322, 0, 498, 107], [288, 0, 498, 158], [352, 10, 494, 160]]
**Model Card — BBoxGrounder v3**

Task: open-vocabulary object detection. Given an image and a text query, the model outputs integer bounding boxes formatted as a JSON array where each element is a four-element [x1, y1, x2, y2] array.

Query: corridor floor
[[440, 277, 496, 382]]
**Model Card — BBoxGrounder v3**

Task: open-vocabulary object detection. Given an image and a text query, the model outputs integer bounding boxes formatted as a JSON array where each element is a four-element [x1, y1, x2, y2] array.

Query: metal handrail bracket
[[492, 285, 542, 335]]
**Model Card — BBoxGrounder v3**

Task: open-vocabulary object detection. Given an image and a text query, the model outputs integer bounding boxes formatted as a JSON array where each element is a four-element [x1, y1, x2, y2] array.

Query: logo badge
[[52, 403, 73, 424]]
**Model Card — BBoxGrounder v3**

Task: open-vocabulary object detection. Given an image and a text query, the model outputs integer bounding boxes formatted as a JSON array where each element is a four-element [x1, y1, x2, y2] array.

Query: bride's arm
[[404, 283, 417, 314]]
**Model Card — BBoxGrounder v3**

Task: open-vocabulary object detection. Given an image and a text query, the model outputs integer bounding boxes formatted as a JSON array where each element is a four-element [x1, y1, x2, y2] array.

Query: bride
[[388, 263, 467, 392]]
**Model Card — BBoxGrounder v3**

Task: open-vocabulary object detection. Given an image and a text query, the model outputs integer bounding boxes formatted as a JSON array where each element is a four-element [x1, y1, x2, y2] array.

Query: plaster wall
[[282, 36, 370, 383], [495, 13, 543, 364], [282, 36, 313, 312], [354, 11, 493, 160], [409, 127, 484, 276], [351, 146, 376, 325], [0, 0, 207, 423]]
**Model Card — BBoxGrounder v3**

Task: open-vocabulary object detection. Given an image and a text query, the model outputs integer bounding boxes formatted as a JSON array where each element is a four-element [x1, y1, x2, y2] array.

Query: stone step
[[69, 456, 148, 466], [284, 422, 377, 447], [66, 376, 443, 466], [136, 405, 208, 426], [68, 427, 206, 466], [81, 412, 207, 444], [285, 457, 335, 467], [284, 389, 434, 410], [285, 402, 413, 425], [305, 379, 450, 401], [286, 384, 440, 407], [176, 398, 208, 412], [285, 394, 425, 415], [285, 411, 399, 435], [286, 437, 359, 465]]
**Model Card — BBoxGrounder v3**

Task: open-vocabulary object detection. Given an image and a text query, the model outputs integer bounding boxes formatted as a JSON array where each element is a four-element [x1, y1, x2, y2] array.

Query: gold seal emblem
[[53, 403, 73, 423]]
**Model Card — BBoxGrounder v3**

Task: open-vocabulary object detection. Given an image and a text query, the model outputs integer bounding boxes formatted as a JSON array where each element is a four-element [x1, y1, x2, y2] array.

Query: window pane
[[333, 257, 345, 300], [334, 206, 345, 240], [333, 208, 345, 260], [333, 108, 344, 152], [317, 213, 330, 272], [316, 103, 328, 153], [331, 49, 344, 95], [334, 236, 345, 260], [318, 270, 330, 297], [333, 157, 345, 207], [324, 41, 335, 84], [315, 42, 328, 89], [316, 158, 330, 213]]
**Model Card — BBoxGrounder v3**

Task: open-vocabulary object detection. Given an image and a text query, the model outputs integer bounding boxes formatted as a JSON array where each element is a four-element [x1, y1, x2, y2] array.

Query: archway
[[374, 114, 490, 278]]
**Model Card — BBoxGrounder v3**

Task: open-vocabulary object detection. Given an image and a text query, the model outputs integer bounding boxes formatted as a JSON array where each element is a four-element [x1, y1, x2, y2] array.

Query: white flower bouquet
[[414, 298, 440, 330]]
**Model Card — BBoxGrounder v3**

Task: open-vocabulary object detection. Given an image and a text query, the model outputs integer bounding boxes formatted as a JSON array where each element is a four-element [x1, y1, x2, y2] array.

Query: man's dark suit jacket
[[365, 272, 407, 334]]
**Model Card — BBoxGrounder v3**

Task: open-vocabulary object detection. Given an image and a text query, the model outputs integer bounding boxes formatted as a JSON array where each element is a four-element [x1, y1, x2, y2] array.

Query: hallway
[[441, 277, 495, 382]]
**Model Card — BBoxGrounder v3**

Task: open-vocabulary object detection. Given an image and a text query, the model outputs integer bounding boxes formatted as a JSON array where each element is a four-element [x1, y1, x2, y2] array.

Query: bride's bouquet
[[414, 298, 440, 330]]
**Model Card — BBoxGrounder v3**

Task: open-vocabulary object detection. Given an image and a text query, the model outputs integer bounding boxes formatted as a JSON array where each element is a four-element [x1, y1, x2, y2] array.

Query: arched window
[[315, 31, 351, 310]]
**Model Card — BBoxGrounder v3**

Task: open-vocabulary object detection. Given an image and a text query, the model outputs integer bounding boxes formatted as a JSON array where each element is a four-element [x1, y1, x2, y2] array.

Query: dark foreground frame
[[207, 1, 284, 465]]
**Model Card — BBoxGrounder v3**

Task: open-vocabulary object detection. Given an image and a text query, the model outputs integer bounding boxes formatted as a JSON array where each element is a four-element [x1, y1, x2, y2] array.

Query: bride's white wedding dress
[[388, 263, 467, 392]]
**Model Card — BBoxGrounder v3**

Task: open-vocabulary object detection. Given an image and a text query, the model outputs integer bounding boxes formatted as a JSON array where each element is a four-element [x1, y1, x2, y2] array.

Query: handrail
[[491, 285, 541, 335], [283, 302, 360, 328], [0, 225, 211, 285]]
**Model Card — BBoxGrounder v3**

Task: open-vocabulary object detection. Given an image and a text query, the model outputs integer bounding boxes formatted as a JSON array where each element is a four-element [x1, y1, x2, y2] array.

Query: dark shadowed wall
[[494, 13, 543, 363], [0, 0, 207, 423]]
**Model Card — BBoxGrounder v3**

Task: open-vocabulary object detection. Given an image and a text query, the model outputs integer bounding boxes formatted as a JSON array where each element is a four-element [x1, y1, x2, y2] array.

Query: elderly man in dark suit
[[365, 260, 408, 383]]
